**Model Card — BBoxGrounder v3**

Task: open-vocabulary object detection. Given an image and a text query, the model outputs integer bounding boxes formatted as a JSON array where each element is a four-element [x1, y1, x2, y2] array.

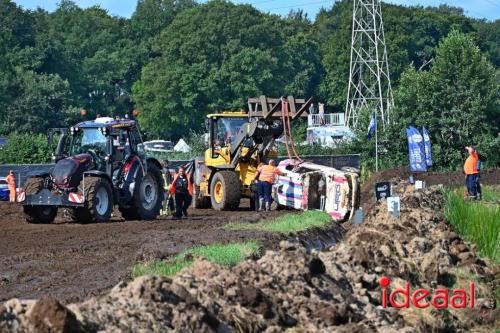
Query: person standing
[[6, 170, 16, 202], [463, 146, 479, 199], [254, 160, 286, 211], [318, 102, 325, 125], [169, 166, 193, 219], [476, 149, 483, 200]]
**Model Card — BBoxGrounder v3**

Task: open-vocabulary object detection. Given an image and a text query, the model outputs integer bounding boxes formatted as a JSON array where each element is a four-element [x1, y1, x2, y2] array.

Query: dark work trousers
[[465, 174, 478, 198], [258, 181, 272, 204], [175, 192, 191, 218], [476, 173, 482, 199]]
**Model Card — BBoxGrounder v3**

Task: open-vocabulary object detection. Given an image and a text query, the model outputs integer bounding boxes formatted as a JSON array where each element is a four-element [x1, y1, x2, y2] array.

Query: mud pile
[[1, 183, 498, 332]]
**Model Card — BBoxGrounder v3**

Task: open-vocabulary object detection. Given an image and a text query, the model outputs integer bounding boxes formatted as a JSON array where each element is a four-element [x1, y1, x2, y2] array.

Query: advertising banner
[[406, 127, 427, 172]]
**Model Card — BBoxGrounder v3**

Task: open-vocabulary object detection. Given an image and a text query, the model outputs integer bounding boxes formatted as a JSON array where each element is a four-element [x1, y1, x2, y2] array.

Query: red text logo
[[379, 276, 475, 309]]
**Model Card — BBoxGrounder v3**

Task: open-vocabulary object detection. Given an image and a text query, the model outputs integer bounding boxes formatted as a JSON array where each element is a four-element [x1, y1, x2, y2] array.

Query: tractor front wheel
[[71, 177, 113, 223], [210, 171, 241, 211]]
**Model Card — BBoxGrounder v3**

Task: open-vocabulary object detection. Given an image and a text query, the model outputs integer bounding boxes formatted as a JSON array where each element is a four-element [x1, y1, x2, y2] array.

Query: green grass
[[225, 210, 333, 235], [132, 241, 261, 278], [481, 185, 500, 201], [444, 187, 500, 262]]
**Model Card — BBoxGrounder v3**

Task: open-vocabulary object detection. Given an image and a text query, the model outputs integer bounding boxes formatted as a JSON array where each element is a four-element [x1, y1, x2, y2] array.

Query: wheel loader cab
[[207, 113, 248, 162]]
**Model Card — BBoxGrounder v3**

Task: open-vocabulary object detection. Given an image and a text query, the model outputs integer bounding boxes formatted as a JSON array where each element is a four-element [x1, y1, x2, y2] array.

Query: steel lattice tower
[[345, 0, 394, 129]]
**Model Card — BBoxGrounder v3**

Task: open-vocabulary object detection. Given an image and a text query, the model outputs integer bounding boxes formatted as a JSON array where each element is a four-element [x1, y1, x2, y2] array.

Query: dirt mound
[[360, 167, 500, 211], [2, 183, 498, 332]]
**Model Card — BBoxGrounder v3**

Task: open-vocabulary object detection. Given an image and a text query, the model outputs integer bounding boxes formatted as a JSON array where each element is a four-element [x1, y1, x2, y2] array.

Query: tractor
[[20, 117, 164, 223], [192, 96, 311, 211]]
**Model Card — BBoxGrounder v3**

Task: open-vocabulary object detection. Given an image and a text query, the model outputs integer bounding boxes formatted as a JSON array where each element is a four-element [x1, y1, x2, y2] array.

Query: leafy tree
[[384, 30, 499, 169], [0, 133, 55, 164], [133, 1, 320, 138]]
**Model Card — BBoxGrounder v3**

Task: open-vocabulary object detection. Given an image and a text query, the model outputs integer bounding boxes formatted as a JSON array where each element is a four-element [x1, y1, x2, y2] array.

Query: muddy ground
[[1, 167, 498, 310], [0, 201, 284, 304], [1, 180, 498, 332]]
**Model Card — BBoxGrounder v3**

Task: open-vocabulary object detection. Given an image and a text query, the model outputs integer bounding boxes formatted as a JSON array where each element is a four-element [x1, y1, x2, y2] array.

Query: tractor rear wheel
[[120, 161, 163, 220], [23, 177, 57, 224], [71, 177, 113, 223], [210, 171, 241, 211]]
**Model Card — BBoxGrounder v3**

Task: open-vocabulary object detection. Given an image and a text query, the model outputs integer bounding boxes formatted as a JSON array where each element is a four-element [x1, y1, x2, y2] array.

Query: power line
[[479, 0, 500, 10]]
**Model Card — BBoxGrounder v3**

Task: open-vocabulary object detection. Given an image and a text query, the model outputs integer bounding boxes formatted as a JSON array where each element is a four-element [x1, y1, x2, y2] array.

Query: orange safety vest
[[463, 152, 479, 175], [6, 174, 16, 187], [169, 173, 193, 196], [257, 165, 283, 184]]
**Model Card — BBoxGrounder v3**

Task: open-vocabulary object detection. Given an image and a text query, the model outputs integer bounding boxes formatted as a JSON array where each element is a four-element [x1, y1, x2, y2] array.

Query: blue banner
[[422, 126, 433, 167], [366, 113, 377, 140], [406, 126, 427, 172]]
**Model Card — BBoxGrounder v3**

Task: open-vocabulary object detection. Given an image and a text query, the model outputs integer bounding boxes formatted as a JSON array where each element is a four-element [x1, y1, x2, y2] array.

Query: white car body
[[274, 160, 360, 221]]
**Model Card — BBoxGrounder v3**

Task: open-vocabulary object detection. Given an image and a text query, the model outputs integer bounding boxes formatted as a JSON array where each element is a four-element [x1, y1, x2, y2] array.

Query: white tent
[[173, 138, 191, 152]]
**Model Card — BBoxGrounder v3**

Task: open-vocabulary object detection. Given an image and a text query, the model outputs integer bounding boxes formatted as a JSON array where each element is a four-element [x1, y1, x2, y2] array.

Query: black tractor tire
[[210, 171, 241, 211], [192, 185, 211, 209], [120, 161, 163, 220], [23, 177, 57, 224], [72, 177, 113, 223]]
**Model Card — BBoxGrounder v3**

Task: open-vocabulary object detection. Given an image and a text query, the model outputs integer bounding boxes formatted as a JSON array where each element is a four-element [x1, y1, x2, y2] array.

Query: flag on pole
[[406, 126, 427, 172], [422, 126, 433, 167], [366, 113, 377, 140]]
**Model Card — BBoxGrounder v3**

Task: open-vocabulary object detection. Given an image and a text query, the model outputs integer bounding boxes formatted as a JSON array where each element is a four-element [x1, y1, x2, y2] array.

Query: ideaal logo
[[379, 276, 475, 309]]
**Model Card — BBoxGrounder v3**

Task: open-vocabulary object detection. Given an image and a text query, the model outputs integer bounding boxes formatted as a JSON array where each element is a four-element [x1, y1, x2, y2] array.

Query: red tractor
[[20, 117, 164, 223]]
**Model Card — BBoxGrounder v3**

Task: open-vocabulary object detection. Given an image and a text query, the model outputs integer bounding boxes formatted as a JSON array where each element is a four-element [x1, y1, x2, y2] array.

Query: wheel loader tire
[[210, 171, 241, 211], [120, 161, 163, 220], [73, 177, 113, 223], [192, 185, 211, 209], [23, 177, 57, 224]]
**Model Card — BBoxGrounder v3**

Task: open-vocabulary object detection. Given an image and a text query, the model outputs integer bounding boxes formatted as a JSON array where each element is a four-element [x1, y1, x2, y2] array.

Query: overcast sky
[[12, 0, 500, 21]]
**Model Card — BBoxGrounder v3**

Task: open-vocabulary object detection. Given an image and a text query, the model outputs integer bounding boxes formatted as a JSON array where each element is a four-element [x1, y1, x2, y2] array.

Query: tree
[[388, 30, 498, 168], [133, 1, 320, 138]]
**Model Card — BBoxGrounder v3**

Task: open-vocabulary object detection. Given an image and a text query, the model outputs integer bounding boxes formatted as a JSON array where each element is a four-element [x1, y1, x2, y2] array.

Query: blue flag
[[422, 126, 433, 167], [366, 113, 377, 140], [406, 126, 427, 172]]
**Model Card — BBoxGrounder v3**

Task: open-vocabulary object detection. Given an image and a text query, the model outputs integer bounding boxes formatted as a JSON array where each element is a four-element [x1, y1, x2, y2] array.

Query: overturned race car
[[274, 160, 360, 221]]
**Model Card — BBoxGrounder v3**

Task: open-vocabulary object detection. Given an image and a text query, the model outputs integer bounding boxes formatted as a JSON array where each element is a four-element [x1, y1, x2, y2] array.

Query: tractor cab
[[53, 117, 145, 176]]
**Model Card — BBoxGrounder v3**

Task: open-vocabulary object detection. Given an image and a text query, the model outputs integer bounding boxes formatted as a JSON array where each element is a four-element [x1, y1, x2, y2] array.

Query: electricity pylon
[[345, 0, 394, 129]]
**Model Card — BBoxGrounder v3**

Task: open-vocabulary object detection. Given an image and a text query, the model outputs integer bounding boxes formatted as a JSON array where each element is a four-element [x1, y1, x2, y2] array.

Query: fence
[[307, 113, 345, 127]]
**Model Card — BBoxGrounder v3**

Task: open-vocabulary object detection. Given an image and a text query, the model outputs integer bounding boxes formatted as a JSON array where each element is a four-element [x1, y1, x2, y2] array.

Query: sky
[[12, 0, 500, 21]]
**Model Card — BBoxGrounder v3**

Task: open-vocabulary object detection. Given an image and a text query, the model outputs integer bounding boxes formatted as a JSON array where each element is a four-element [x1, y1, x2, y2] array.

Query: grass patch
[[132, 241, 261, 278], [481, 185, 500, 201], [444, 187, 500, 262], [226, 210, 333, 235]]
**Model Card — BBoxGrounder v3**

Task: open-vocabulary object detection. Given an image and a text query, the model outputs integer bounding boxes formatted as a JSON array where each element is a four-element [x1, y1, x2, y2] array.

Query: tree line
[[0, 0, 498, 168]]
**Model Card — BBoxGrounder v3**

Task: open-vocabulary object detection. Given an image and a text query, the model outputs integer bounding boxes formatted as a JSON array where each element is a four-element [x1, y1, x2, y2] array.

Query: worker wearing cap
[[169, 166, 193, 219], [6, 170, 16, 202], [254, 160, 286, 211], [463, 146, 479, 199]]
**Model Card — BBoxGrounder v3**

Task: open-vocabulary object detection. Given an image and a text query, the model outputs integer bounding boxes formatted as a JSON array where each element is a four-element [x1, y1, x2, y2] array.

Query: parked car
[[144, 140, 174, 153], [0, 177, 10, 201]]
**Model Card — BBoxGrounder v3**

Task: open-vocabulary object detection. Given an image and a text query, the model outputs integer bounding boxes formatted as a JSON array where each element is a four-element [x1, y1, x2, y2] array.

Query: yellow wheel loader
[[192, 96, 312, 211]]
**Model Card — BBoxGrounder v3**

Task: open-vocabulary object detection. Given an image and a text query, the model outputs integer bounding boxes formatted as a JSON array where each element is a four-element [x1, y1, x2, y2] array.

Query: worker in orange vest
[[6, 170, 16, 203], [463, 146, 479, 199], [169, 166, 193, 219], [254, 160, 286, 211]]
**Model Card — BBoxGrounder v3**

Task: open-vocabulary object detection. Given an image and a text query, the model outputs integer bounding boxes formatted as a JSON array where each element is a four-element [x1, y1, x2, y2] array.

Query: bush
[[0, 133, 54, 164]]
